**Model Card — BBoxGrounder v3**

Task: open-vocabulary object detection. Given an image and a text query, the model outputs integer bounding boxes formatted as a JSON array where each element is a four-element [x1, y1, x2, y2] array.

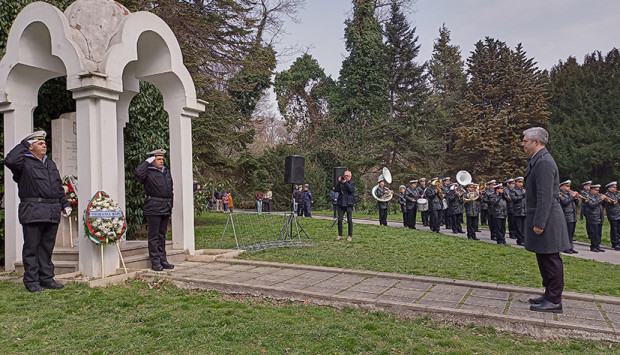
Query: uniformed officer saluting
[[5, 131, 71, 292], [135, 149, 174, 271]]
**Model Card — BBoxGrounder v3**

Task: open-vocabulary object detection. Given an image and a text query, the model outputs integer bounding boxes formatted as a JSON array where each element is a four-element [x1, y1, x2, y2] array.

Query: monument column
[[73, 83, 121, 277], [1, 98, 35, 271], [52, 112, 78, 247]]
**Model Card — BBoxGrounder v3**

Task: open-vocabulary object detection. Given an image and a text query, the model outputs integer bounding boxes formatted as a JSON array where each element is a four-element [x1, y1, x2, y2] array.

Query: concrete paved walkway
[[310, 214, 620, 265], [144, 258, 620, 342]]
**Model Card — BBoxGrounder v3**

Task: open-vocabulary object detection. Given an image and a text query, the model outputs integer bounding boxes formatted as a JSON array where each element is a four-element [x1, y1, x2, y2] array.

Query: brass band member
[[584, 184, 604, 252], [405, 179, 419, 229], [464, 183, 480, 240], [488, 183, 508, 245], [481, 180, 496, 240], [510, 177, 527, 246], [398, 185, 407, 227], [426, 178, 443, 233], [558, 180, 579, 254], [441, 177, 452, 229], [447, 183, 464, 234], [604, 181, 620, 250], [417, 178, 429, 226], [505, 178, 516, 240], [579, 180, 592, 221], [375, 177, 390, 226]]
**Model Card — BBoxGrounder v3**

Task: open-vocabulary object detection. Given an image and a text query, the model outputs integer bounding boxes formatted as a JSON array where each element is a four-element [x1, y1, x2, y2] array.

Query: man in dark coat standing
[[522, 127, 570, 313], [135, 149, 174, 271], [5, 131, 71, 292]]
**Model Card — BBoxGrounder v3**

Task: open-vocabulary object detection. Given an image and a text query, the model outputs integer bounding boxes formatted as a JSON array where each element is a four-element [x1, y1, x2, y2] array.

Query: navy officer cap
[[147, 149, 166, 157]]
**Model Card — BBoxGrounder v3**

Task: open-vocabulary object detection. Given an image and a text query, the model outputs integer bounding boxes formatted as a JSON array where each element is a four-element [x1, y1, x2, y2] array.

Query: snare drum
[[417, 198, 428, 211]]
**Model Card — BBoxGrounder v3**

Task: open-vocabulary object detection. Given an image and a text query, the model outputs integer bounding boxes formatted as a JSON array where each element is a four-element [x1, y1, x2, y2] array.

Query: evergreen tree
[[453, 38, 550, 180]]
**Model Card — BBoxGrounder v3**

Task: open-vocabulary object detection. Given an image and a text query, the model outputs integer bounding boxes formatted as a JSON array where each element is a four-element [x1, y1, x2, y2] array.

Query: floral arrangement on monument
[[62, 176, 78, 217], [84, 191, 127, 244]]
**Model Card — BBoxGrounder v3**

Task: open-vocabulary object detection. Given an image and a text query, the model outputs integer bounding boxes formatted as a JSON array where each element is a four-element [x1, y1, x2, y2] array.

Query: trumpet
[[601, 194, 618, 204]]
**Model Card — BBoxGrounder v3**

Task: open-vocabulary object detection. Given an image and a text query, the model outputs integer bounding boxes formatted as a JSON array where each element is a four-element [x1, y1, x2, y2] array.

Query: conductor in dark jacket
[[5, 131, 71, 292], [135, 149, 174, 271], [335, 171, 356, 242], [522, 127, 570, 313]]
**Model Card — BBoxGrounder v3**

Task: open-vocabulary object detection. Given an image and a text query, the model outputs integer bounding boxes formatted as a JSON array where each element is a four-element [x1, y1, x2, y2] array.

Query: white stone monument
[[0, 0, 205, 277], [52, 112, 78, 247]]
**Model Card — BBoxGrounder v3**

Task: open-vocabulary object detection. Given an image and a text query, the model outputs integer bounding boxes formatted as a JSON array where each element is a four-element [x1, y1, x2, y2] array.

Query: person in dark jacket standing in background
[[302, 184, 313, 217], [5, 131, 71, 292], [397, 185, 408, 227], [336, 171, 356, 242], [585, 184, 605, 253], [293, 185, 303, 216], [510, 177, 527, 246], [135, 149, 174, 271], [604, 182, 620, 250], [489, 184, 507, 244], [405, 180, 419, 229], [522, 127, 570, 314], [558, 180, 579, 254], [463, 183, 480, 240], [330, 186, 339, 218]]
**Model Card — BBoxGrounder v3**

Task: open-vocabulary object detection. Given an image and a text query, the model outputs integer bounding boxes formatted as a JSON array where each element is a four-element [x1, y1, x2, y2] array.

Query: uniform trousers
[[429, 210, 441, 233], [609, 218, 620, 248], [466, 216, 478, 239], [566, 221, 576, 250], [451, 213, 463, 233], [146, 215, 170, 266], [401, 208, 408, 227], [480, 209, 488, 225], [338, 206, 353, 237], [22, 222, 59, 287], [378, 206, 388, 226], [443, 209, 451, 229], [536, 253, 564, 304], [421, 211, 429, 226], [303, 201, 312, 217], [513, 215, 525, 244], [491, 217, 506, 244], [406, 207, 417, 229], [586, 222, 603, 250], [507, 213, 515, 238]]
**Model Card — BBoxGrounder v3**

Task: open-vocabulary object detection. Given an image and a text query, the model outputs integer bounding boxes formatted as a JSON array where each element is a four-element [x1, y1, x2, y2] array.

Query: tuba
[[456, 170, 479, 202], [372, 167, 393, 202]]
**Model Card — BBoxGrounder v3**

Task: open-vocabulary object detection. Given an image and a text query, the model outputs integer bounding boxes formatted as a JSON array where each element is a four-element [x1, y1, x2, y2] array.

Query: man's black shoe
[[40, 280, 64, 290], [161, 261, 175, 269], [598, 248, 606, 253], [509, 236, 516, 239], [152, 264, 164, 271], [516, 242, 525, 246], [571, 249, 579, 254], [562, 249, 572, 254], [591, 248, 600, 253], [614, 246, 620, 251], [528, 295, 546, 304], [530, 299, 562, 313], [472, 237, 480, 241], [25, 283, 44, 293]]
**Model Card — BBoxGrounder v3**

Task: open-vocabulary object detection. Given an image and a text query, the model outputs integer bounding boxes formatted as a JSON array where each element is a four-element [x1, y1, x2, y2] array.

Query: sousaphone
[[372, 167, 393, 202]]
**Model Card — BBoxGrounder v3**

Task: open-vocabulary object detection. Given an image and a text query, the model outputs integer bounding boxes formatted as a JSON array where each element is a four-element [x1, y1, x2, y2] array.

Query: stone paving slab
[[143, 259, 620, 342]]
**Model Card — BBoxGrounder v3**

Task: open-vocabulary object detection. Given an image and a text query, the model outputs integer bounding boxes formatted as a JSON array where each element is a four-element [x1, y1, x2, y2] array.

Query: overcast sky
[[275, 0, 620, 78]]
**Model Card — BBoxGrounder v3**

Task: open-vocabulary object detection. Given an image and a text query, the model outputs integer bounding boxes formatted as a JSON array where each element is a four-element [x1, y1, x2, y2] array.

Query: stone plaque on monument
[[52, 112, 78, 247]]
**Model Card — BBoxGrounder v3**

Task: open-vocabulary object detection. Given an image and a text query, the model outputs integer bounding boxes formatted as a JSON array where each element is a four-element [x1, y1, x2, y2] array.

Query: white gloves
[[27, 139, 38, 147], [146, 156, 156, 164], [63, 207, 72, 216]]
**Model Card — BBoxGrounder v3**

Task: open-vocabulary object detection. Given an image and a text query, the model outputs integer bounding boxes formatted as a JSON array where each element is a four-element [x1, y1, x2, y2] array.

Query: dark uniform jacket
[[405, 186, 419, 210], [504, 187, 514, 214], [337, 180, 356, 207], [440, 184, 450, 209], [302, 189, 313, 203], [293, 189, 303, 204], [584, 194, 604, 224], [509, 187, 526, 217], [481, 188, 494, 216], [464, 197, 480, 217], [580, 188, 591, 216], [558, 190, 578, 223], [374, 185, 389, 209], [5, 141, 70, 224], [134, 161, 174, 216], [488, 192, 507, 219], [398, 192, 407, 213], [524, 148, 570, 253], [446, 189, 464, 214], [425, 185, 443, 211], [604, 191, 620, 221]]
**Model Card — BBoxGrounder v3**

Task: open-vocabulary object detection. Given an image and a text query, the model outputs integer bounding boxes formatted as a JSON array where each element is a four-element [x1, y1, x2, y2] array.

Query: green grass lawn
[[197, 211, 620, 297], [0, 280, 615, 354]]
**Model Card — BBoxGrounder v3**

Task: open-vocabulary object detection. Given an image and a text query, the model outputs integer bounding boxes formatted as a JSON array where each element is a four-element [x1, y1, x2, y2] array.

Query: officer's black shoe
[[152, 264, 164, 271], [25, 283, 44, 293], [161, 261, 175, 269], [472, 237, 480, 241], [529, 299, 562, 313], [571, 249, 579, 254], [516, 242, 525, 246], [614, 246, 620, 250], [528, 295, 546, 304], [598, 248, 605, 253], [562, 249, 572, 254], [40, 280, 64, 290]]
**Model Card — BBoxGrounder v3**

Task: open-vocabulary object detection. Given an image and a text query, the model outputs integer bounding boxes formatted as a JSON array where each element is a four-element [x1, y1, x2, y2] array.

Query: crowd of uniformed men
[[391, 176, 620, 254]]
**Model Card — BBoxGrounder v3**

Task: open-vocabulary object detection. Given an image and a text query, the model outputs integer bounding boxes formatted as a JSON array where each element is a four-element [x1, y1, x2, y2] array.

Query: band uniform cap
[[304, 184, 309, 187], [409, 179, 418, 183], [560, 180, 571, 186], [494, 183, 503, 189], [606, 181, 617, 188], [582, 180, 592, 186], [590, 184, 601, 189], [505, 178, 515, 183], [399, 185, 406, 190], [486, 179, 496, 185], [419, 178, 426, 181], [466, 183, 476, 187], [515, 176, 524, 181], [442, 177, 451, 181], [147, 149, 166, 157], [24, 130, 47, 141]]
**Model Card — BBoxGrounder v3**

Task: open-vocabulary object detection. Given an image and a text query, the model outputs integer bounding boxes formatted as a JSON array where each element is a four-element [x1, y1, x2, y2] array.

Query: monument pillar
[[52, 112, 78, 247], [73, 84, 121, 277]]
